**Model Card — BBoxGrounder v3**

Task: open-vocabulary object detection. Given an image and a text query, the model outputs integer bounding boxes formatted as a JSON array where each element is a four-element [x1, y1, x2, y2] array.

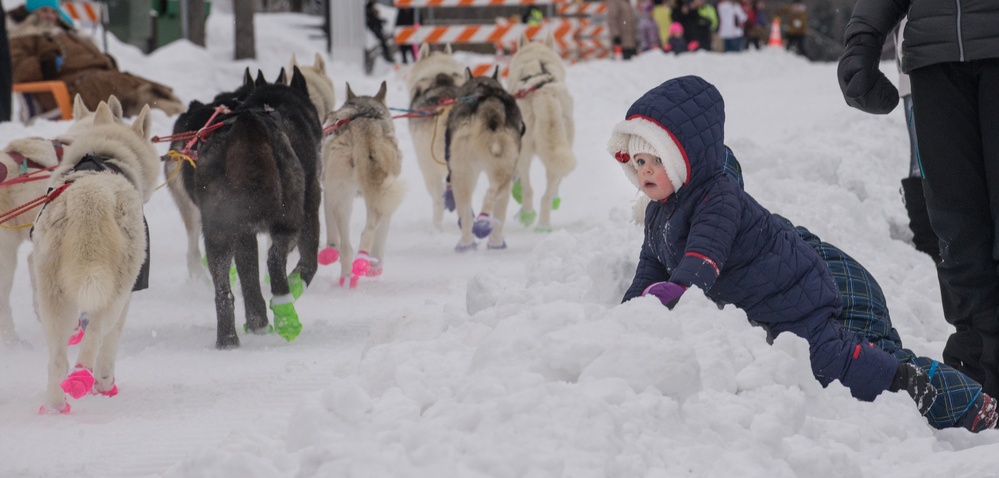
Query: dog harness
[[0, 140, 66, 183], [31, 153, 150, 291]]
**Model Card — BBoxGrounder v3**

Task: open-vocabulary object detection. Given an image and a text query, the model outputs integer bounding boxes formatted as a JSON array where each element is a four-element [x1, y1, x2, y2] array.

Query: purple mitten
[[642, 282, 687, 308]]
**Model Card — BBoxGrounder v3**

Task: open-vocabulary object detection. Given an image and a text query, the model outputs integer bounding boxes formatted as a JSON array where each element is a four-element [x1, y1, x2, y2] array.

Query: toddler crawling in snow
[[613, 75, 996, 432]]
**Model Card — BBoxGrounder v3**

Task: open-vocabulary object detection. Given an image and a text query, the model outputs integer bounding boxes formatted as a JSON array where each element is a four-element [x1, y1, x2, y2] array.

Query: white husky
[[405, 43, 466, 230], [320, 82, 406, 288], [506, 33, 576, 232], [0, 95, 122, 346], [32, 102, 159, 414], [290, 52, 337, 121]]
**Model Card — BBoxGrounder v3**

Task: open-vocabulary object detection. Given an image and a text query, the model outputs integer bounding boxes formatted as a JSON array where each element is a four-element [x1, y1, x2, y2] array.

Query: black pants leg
[[910, 58, 999, 396]]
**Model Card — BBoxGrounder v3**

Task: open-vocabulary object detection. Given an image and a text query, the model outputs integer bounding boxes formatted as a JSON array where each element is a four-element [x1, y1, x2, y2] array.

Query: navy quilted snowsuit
[[723, 149, 983, 429], [621, 76, 899, 401]]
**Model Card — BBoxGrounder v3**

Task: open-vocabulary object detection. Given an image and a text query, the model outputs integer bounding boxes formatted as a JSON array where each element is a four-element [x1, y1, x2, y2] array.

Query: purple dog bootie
[[472, 213, 494, 239]]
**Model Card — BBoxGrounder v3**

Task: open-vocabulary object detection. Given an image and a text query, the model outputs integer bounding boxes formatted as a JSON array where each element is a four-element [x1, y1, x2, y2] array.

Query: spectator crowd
[[609, 0, 808, 58]]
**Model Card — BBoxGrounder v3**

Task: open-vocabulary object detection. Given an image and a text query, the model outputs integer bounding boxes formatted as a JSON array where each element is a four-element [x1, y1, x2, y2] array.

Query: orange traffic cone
[[768, 17, 783, 47]]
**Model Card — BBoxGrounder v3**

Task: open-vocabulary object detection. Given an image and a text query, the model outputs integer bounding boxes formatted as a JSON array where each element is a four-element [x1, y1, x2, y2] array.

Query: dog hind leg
[[204, 233, 239, 349], [292, 177, 321, 287], [487, 167, 516, 249], [92, 295, 130, 395], [233, 232, 268, 333], [515, 128, 538, 227], [537, 170, 562, 231], [0, 234, 20, 345], [39, 293, 77, 412], [267, 228, 302, 341]]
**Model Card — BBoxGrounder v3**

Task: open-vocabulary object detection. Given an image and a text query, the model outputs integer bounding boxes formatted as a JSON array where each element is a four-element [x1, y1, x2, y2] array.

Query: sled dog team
[[0, 38, 577, 413]]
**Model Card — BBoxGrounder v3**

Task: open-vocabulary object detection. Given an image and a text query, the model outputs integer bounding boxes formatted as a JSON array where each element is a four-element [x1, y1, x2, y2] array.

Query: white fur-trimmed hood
[[607, 116, 689, 192]]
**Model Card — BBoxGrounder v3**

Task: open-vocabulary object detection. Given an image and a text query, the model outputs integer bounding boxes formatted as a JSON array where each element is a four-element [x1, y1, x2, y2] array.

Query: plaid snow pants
[[796, 226, 981, 429]]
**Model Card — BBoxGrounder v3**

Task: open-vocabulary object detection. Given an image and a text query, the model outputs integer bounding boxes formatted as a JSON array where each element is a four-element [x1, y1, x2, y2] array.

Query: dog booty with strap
[[288, 272, 306, 301], [444, 186, 456, 212], [472, 214, 495, 239], [67, 315, 87, 346], [349, 251, 380, 288], [61, 366, 95, 399], [517, 208, 537, 228], [318, 247, 340, 266], [38, 402, 71, 415], [270, 294, 302, 342]]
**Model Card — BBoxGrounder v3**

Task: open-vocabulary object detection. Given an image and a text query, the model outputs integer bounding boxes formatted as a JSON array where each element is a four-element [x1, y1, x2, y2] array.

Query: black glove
[[39, 51, 63, 80], [613, 36, 622, 46], [837, 32, 898, 114]]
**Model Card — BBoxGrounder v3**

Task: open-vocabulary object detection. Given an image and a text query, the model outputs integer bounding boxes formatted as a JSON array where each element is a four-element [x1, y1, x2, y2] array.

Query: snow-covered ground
[[2, 8, 999, 478]]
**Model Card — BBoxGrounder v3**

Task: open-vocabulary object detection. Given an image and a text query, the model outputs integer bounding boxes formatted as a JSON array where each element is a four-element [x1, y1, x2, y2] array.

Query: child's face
[[633, 152, 676, 201]]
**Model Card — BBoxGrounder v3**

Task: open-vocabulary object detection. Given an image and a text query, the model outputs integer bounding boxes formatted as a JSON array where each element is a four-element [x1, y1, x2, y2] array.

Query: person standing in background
[[776, 0, 807, 57], [651, 0, 673, 51], [607, 0, 639, 60], [838, 0, 999, 398], [0, 0, 12, 122], [395, 3, 415, 65], [637, 0, 662, 52], [716, 0, 747, 52]]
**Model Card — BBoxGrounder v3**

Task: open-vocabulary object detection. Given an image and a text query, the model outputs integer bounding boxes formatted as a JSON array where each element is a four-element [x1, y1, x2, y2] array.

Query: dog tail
[[530, 89, 576, 177], [478, 97, 509, 156], [354, 125, 407, 214], [61, 181, 137, 311]]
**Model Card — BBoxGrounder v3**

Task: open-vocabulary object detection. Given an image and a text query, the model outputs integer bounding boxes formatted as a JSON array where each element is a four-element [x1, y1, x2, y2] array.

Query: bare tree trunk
[[234, 0, 256, 59], [186, 0, 206, 47]]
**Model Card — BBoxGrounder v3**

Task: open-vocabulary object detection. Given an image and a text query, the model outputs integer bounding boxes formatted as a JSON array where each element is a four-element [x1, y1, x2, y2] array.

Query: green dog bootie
[[512, 178, 523, 205], [243, 323, 274, 334], [517, 209, 537, 228], [288, 272, 305, 301], [270, 295, 302, 342], [551, 196, 561, 210]]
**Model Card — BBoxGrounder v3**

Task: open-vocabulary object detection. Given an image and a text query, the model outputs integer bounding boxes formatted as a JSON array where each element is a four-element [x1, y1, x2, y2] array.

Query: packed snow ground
[[2, 8, 999, 478]]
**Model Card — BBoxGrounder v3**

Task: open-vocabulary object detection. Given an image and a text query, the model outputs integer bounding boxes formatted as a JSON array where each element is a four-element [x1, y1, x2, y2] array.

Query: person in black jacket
[[0, 0, 12, 122], [838, 1, 999, 398], [365, 0, 395, 64]]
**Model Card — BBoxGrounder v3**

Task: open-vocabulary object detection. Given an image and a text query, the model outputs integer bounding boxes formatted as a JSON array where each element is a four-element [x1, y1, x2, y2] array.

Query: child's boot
[[889, 362, 937, 415]]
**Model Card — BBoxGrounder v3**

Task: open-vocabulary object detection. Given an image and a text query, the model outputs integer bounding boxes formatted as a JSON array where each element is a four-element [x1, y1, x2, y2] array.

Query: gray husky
[[445, 67, 523, 251], [319, 81, 406, 288]]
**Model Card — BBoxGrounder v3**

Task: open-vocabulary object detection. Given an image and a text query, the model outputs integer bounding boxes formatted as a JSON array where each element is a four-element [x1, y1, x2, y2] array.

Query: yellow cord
[[155, 150, 196, 191], [0, 222, 33, 229], [430, 106, 452, 166]]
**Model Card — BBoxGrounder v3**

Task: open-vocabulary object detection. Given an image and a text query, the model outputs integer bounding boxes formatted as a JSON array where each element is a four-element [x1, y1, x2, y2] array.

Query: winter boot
[[900, 177, 941, 263], [954, 392, 999, 432], [889, 362, 937, 416]]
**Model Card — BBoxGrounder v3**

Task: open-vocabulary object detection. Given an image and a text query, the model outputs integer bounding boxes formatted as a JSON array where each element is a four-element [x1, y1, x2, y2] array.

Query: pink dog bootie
[[349, 251, 381, 288], [66, 313, 90, 345], [38, 402, 72, 415], [94, 382, 118, 397], [318, 247, 340, 265], [60, 366, 95, 399]]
